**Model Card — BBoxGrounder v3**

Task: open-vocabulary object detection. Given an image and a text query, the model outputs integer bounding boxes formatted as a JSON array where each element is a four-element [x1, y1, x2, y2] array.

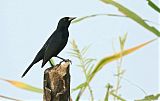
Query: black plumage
[[21, 17, 76, 77]]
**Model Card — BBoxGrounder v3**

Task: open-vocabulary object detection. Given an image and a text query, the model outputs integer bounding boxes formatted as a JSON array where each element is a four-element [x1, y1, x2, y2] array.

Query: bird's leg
[[49, 60, 55, 67], [56, 56, 66, 61], [56, 56, 72, 64]]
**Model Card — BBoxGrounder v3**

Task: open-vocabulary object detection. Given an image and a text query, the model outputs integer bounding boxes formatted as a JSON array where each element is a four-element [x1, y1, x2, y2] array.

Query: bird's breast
[[61, 30, 69, 38], [58, 31, 69, 45]]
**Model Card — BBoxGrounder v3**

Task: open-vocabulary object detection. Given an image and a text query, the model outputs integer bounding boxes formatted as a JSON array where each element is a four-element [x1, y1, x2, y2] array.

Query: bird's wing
[[41, 37, 60, 67]]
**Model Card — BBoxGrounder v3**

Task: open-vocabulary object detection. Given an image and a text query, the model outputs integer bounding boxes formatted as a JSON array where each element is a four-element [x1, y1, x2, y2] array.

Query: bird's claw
[[63, 59, 72, 64], [59, 59, 72, 65], [57, 58, 72, 67]]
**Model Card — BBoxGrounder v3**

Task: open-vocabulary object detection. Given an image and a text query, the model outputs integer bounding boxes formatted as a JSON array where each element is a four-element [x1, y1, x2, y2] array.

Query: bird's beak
[[69, 17, 77, 21]]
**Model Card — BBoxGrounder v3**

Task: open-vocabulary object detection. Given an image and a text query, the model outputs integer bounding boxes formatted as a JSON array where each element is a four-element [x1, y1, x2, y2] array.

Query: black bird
[[21, 17, 76, 77]]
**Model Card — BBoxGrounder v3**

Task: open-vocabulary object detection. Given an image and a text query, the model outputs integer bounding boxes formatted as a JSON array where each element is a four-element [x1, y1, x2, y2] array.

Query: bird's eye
[[62, 18, 66, 21], [65, 17, 70, 21]]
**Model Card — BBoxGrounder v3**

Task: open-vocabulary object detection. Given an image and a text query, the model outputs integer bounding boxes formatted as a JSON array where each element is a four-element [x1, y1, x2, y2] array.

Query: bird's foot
[[63, 59, 72, 64], [56, 56, 72, 64], [58, 59, 72, 66]]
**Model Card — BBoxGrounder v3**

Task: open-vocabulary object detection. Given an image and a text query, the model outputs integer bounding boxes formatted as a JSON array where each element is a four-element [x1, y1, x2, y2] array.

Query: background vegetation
[[0, 0, 159, 101]]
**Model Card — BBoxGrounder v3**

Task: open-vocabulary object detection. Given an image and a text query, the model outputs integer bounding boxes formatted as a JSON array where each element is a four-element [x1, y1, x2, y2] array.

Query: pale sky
[[0, 0, 159, 100]]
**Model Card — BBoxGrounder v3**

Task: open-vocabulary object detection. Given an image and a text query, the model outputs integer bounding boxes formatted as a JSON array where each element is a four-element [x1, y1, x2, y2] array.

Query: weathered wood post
[[43, 61, 71, 101]]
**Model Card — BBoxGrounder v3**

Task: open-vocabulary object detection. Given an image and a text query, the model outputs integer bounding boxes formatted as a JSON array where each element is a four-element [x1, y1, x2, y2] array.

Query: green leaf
[[72, 13, 127, 23], [69, 40, 95, 100], [135, 93, 160, 101], [49, 58, 55, 67], [84, 58, 96, 67], [72, 13, 159, 25], [81, 45, 91, 56], [110, 92, 126, 101], [86, 64, 94, 77], [71, 82, 87, 92], [79, 38, 157, 95], [0, 94, 21, 101], [147, 0, 160, 13], [100, 0, 160, 36], [0, 78, 42, 93], [89, 38, 156, 82]]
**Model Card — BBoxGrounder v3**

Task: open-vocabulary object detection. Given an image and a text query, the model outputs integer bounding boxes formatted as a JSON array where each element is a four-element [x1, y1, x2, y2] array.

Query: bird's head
[[57, 17, 76, 29]]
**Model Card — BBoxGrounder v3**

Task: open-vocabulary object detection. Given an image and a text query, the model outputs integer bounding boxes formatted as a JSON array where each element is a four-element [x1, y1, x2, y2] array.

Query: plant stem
[[79, 55, 94, 101], [104, 84, 112, 101], [110, 92, 126, 101], [114, 56, 123, 101]]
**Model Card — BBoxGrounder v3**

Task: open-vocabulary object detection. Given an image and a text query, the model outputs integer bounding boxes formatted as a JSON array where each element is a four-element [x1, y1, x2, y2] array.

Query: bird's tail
[[21, 63, 34, 78]]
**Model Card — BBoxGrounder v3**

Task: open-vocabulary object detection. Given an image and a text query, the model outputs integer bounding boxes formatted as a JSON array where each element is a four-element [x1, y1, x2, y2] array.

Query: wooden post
[[43, 61, 71, 101]]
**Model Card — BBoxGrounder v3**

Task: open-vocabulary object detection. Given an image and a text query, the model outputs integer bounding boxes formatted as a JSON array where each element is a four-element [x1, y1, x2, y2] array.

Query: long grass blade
[[147, 0, 160, 13], [89, 38, 156, 82], [0, 94, 21, 101], [72, 13, 160, 26], [110, 92, 126, 101], [80, 38, 157, 95], [0, 78, 42, 93], [71, 82, 87, 92], [72, 13, 126, 23], [135, 93, 160, 101], [100, 0, 160, 36]]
